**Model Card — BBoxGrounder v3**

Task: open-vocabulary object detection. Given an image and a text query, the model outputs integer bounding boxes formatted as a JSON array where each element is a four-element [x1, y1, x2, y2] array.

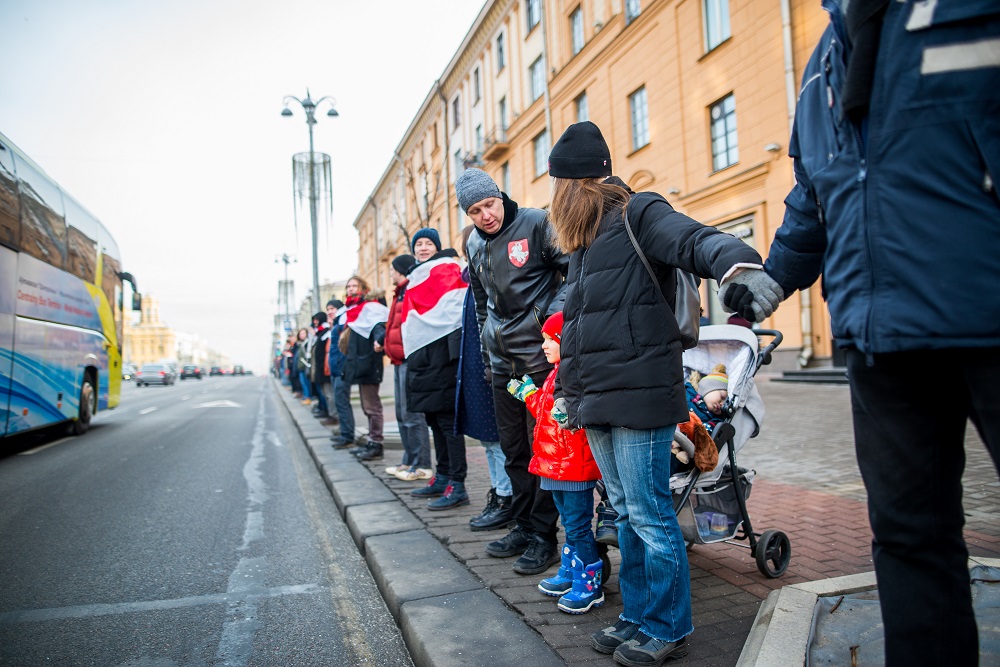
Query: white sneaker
[[396, 467, 433, 481], [384, 464, 408, 476]]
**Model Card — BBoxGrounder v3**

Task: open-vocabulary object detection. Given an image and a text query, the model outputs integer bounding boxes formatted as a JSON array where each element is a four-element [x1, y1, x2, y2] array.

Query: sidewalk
[[275, 376, 1000, 666]]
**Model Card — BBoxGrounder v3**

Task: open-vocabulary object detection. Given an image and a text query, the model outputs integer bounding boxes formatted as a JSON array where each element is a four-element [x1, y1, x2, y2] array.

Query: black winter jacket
[[407, 328, 462, 414], [558, 183, 762, 429], [466, 194, 568, 379], [342, 307, 385, 386]]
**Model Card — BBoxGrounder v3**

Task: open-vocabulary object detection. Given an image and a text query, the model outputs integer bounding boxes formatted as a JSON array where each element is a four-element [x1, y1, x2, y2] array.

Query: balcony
[[482, 127, 510, 161]]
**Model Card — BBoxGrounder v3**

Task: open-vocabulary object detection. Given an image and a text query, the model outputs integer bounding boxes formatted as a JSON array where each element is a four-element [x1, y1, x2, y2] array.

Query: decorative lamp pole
[[281, 89, 339, 313]]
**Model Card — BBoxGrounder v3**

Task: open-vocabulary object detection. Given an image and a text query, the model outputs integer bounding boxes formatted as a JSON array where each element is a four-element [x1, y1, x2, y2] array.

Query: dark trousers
[[847, 348, 1000, 666], [492, 371, 559, 543], [424, 411, 467, 483]]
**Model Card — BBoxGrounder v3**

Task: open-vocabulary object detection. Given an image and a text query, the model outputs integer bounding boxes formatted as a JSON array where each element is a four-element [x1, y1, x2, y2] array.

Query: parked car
[[180, 365, 202, 380], [135, 363, 176, 386], [209, 366, 224, 376]]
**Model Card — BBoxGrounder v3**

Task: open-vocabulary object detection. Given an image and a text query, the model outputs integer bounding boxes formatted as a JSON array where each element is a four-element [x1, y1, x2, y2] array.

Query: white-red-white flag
[[343, 300, 388, 339], [401, 256, 468, 357]]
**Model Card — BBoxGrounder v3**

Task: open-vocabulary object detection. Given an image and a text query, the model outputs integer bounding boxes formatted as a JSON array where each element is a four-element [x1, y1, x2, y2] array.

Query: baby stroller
[[670, 324, 791, 578]]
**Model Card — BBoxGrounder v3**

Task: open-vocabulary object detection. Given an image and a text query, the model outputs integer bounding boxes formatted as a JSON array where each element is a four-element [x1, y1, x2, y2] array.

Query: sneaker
[[330, 436, 355, 449], [396, 467, 433, 481], [385, 463, 409, 476], [591, 619, 641, 655], [411, 475, 449, 498], [513, 537, 559, 575], [427, 482, 470, 511], [613, 632, 688, 666], [485, 525, 533, 558], [596, 501, 620, 548]]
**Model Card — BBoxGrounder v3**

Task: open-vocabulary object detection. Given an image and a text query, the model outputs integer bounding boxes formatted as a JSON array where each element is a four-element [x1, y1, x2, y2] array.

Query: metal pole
[[307, 114, 320, 314]]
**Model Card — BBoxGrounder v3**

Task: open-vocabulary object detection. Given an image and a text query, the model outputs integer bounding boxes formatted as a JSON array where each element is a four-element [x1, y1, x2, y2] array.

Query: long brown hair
[[549, 177, 631, 253]]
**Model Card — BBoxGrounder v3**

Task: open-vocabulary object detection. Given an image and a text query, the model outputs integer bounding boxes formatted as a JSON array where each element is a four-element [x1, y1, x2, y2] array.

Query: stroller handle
[[753, 329, 783, 370]]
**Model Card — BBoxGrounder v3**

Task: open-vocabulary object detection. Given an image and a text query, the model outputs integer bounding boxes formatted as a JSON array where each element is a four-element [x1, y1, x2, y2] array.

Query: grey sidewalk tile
[[399, 588, 566, 667], [329, 476, 397, 517], [321, 460, 372, 483], [345, 501, 424, 548], [364, 530, 484, 619]]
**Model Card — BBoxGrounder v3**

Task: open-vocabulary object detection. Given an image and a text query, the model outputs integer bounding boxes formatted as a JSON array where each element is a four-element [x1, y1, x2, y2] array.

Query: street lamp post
[[281, 89, 339, 313], [275, 253, 296, 332]]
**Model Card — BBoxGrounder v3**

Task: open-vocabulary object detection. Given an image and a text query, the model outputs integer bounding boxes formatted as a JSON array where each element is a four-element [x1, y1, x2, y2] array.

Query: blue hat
[[411, 227, 441, 253]]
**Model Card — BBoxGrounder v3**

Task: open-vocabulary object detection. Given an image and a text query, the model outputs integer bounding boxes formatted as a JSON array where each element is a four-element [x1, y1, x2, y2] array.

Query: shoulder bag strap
[[623, 206, 671, 310]]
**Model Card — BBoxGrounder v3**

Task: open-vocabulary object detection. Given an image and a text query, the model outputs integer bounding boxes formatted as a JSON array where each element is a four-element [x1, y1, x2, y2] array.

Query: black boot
[[470, 489, 514, 532], [356, 441, 383, 461]]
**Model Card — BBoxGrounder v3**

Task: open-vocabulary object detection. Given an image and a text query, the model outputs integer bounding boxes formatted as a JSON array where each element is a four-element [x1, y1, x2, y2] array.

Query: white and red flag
[[401, 256, 468, 357], [342, 300, 388, 339]]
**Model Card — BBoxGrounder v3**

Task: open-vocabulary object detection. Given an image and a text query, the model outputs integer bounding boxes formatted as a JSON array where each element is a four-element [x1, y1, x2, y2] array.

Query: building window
[[502, 161, 511, 194], [496, 32, 506, 71], [529, 56, 545, 103], [570, 7, 584, 55], [473, 67, 481, 104], [527, 0, 541, 31], [498, 97, 509, 140], [452, 96, 461, 130], [630, 86, 649, 150], [575, 91, 589, 122], [710, 94, 739, 171], [704, 0, 731, 51], [625, 0, 641, 24], [454, 149, 465, 179], [475, 124, 484, 153], [533, 130, 550, 177]]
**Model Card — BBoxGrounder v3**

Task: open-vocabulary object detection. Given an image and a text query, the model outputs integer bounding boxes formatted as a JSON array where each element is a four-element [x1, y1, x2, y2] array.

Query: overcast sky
[[1, 0, 486, 372]]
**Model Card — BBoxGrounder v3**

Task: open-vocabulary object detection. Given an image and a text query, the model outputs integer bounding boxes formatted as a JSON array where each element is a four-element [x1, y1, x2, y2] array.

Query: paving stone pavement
[[287, 374, 1000, 666]]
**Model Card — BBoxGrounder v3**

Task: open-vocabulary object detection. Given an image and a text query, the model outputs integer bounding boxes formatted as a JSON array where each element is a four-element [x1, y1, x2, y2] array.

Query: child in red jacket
[[507, 312, 605, 614]]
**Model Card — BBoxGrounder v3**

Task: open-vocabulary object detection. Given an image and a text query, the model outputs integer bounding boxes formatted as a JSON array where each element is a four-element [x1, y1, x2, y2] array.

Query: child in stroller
[[670, 324, 792, 578]]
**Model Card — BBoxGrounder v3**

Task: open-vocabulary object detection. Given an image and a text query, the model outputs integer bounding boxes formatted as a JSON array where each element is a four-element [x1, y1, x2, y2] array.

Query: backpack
[[623, 204, 702, 350]]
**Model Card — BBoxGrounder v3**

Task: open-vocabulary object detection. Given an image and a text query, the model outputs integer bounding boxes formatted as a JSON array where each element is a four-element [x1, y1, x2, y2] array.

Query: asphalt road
[[0, 375, 413, 667]]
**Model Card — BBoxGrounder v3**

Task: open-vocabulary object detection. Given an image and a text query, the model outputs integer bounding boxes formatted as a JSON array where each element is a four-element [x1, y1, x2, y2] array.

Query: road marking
[[0, 584, 322, 625], [139, 407, 157, 415], [181, 396, 190, 401], [194, 400, 242, 409], [18, 437, 71, 455]]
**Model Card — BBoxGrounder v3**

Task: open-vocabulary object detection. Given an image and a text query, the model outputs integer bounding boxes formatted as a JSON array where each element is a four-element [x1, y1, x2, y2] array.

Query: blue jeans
[[551, 488, 599, 566], [333, 376, 354, 440], [394, 363, 431, 467], [586, 425, 693, 643], [481, 440, 512, 496], [298, 371, 311, 398]]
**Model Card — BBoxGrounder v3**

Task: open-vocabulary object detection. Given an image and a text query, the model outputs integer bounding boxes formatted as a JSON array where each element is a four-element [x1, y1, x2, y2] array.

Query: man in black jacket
[[460, 168, 569, 575]]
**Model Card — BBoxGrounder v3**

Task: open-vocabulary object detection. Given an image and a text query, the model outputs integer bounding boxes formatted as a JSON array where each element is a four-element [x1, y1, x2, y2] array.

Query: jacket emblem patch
[[508, 239, 529, 267]]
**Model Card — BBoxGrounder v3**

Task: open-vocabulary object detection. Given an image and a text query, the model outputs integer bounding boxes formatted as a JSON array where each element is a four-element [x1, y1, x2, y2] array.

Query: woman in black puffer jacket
[[547, 122, 763, 663]]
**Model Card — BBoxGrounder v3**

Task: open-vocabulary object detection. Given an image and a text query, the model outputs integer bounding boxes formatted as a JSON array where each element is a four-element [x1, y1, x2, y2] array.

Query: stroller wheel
[[755, 530, 791, 578]]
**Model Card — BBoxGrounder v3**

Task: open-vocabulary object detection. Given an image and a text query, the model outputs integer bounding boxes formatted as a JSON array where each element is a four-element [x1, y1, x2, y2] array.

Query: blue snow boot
[[557, 555, 604, 614], [537, 544, 576, 597]]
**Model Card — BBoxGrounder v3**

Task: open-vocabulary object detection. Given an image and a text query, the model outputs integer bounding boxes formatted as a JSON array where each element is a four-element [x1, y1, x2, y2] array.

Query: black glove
[[719, 269, 784, 323]]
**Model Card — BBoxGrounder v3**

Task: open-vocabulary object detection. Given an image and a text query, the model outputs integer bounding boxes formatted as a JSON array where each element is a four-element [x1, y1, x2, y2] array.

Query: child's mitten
[[506, 375, 537, 402]]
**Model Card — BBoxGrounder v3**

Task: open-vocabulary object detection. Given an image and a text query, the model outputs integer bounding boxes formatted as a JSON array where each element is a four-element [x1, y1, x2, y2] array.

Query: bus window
[[13, 154, 66, 268], [64, 195, 99, 283], [101, 250, 122, 347], [0, 141, 18, 250]]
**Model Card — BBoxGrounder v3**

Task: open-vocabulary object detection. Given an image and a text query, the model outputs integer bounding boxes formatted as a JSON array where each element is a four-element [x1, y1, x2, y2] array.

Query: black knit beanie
[[548, 121, 612, 179], [391, 254, 417, 276]]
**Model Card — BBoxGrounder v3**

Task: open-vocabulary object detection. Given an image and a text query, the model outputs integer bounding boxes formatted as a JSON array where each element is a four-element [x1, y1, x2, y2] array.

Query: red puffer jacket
[[525, 363, 601, 482], [383, 281, 407, 365]]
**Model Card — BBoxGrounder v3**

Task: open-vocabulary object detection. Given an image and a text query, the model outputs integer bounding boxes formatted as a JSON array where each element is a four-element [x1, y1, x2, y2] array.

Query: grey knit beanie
[[455, 168, 501, 213]]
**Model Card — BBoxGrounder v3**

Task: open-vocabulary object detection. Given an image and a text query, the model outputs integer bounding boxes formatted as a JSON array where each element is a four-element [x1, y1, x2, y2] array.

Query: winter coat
[[558, 182, 762, 429], [525, 362, 601, 483], [327, 320, 346, 379], [406, 249, 464, 414], [466, 194, 569, 378], [311, 323, 331, 385], [381, 281, 407, 365], [764, 0, 1000, 354], [455, 266, 500, 441], [342, 299, 385, 386]]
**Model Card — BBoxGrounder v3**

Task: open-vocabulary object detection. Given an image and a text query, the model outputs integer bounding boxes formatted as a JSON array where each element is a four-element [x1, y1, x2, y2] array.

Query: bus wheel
[[71, 376, 96, 436]]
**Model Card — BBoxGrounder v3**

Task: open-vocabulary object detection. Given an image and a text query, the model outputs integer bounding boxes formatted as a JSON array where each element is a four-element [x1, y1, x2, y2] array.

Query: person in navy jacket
[[720, 2, 1000, 664]]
